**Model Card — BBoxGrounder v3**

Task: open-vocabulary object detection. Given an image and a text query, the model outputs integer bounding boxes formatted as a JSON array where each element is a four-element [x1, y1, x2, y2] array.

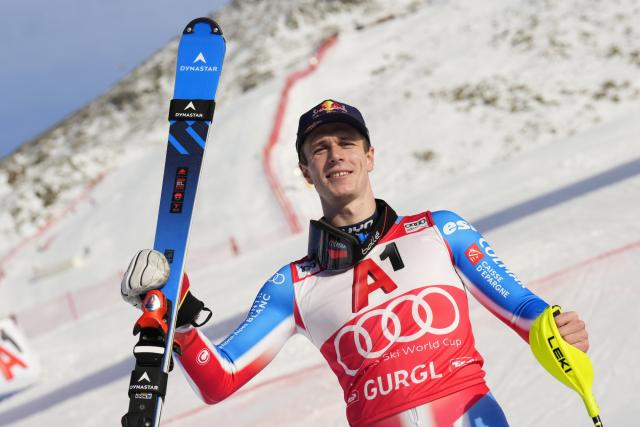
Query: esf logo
[[442, 220, 477, 235]]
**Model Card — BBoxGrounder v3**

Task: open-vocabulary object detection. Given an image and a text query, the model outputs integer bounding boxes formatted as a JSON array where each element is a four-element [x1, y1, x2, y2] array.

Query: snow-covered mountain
[[1, 0, 639, 425], [2, 0, 639, 246]]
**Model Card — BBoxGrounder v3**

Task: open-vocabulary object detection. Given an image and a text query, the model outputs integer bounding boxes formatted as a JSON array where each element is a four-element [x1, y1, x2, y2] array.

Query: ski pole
[[529, 305, 602, 426]]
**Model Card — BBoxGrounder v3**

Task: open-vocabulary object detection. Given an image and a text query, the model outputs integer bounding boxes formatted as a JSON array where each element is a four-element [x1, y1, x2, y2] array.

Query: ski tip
[[183, 17, 223, 36]]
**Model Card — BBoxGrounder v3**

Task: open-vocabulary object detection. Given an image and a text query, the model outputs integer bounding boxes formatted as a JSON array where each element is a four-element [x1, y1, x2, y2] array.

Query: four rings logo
[[333, 286, 460, 376], [404, 217, 428, 234]]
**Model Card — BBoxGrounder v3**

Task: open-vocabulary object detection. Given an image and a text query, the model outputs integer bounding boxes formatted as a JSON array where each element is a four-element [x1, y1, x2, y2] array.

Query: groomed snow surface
[[1, 0, 640, 425]]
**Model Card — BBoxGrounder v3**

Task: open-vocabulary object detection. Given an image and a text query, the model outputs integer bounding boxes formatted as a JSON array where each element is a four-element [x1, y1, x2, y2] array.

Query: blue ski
[[122, 17, 225, 427]]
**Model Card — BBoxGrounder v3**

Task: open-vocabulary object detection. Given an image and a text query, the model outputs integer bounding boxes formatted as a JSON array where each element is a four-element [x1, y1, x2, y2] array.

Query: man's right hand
[[120, 249, 170, 309]]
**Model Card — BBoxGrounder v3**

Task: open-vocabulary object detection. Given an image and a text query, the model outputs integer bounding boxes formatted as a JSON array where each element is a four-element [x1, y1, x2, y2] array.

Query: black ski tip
[[183, 17, 223, 35]]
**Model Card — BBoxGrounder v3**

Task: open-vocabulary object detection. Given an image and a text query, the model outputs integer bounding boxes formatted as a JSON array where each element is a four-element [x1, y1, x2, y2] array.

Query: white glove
[[121, 249, 170, 308]]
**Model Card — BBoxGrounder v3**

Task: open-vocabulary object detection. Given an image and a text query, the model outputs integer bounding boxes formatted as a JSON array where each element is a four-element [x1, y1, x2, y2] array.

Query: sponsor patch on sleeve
[[293, 259, 321, 281], [403, 216, 429, 234], [464, 243, 485, 265]]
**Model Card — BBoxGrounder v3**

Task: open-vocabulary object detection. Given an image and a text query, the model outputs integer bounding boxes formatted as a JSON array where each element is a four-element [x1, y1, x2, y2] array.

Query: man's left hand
[[554, 311, 589, 352]]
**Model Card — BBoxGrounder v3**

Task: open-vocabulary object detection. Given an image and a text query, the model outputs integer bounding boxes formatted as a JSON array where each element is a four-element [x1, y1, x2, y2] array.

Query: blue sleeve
[[217, 264, 296, 360], [431, 210, 548, 341]]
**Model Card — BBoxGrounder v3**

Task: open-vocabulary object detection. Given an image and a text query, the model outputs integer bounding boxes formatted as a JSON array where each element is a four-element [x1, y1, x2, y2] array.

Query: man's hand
[[555, 311, 589, 352]]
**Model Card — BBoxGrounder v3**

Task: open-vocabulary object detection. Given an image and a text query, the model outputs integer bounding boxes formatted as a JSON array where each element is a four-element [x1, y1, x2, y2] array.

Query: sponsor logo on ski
[[363, 362, 443, 401], [179, 54, 218, 73], [130, 372, 159, 392], [138, 371, 151, 383], [174, 101, 205, 119], [134, 393, 153, 400], [464, 243, 484, 265], [130, 384, 159, 392], [196, 348, 211, 365], [404, 217, 428, 234], [442, 220, 477, 235]]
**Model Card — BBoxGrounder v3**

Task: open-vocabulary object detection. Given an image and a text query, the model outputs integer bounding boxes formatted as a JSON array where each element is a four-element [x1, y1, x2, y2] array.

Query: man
[[122, 99, 589, 426]]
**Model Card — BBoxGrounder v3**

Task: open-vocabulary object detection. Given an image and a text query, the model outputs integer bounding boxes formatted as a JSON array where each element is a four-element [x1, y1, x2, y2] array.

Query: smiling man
[[121, 99, 589, 426]]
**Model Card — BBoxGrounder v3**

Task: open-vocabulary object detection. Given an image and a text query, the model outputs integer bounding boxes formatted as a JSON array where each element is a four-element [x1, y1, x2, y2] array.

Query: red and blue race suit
[[174, 210, 548, 426]]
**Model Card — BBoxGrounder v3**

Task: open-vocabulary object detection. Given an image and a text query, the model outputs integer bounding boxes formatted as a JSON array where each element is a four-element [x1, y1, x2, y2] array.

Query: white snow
[[1, 0, 640, 425]]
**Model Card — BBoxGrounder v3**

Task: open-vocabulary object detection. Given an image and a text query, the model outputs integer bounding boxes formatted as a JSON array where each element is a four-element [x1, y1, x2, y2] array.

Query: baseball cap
[[295, 99, 370, 156]]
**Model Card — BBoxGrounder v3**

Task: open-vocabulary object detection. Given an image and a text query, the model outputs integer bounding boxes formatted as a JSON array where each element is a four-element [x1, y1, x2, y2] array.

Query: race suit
[[174, 207, 548, 426]]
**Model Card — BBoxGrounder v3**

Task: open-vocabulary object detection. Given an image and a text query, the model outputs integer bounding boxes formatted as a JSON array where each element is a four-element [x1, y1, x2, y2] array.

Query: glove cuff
[[176, 291, 212, 328]]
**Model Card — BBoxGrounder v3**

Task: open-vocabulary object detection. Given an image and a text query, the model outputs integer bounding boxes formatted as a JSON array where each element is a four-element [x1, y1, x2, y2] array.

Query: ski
[[122, 17, 225, 427]]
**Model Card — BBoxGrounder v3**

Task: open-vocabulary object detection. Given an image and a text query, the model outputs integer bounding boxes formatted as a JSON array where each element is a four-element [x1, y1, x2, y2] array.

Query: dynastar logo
[[138, 371, 151, 383], [174, 101, 205, 119], [129, 371, 159, 392], [465, 243, 484, 265], [179, 52, 218, 72]]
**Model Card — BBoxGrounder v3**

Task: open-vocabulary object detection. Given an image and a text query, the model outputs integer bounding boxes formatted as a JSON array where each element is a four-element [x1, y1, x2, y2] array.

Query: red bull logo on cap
[[312, 100, 347, 118]]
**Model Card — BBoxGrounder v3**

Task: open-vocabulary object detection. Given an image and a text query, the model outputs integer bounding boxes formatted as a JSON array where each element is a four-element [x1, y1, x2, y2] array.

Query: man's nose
[[327, 143, 344, 163]]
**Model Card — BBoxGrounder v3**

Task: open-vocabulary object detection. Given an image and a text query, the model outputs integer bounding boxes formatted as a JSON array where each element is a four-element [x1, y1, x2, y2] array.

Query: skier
[[121, 99, 589, 426]]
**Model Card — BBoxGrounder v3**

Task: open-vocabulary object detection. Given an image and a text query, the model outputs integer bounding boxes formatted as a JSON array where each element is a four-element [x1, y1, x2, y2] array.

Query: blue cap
[[295, 99, 370, 156]]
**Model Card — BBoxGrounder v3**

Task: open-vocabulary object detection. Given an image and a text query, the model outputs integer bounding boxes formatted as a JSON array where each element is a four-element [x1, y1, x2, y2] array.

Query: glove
[[121, 249, 170, 309], [121, 249, 212, 328]]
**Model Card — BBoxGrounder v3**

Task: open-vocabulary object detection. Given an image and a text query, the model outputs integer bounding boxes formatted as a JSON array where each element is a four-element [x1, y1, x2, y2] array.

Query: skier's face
[[299, 122, 374, 206]]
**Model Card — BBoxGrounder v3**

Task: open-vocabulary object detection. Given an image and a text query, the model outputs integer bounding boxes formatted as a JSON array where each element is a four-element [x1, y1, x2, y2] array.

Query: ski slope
[[1, 0, 640, 425], [1, 110, 638, 426]]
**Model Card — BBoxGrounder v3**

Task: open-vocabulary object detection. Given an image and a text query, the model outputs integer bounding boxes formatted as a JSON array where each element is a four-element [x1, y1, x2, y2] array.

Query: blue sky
[[0, 0, 229, 159]]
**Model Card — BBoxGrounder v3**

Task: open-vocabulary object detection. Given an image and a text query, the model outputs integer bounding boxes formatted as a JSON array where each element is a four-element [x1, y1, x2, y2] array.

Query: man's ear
[[366, 146, 375, 172], [299, 163, 314, 185]]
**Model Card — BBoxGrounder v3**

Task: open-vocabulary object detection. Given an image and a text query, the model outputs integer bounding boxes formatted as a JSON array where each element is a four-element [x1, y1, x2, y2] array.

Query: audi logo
[[334, 286, 460, 376]]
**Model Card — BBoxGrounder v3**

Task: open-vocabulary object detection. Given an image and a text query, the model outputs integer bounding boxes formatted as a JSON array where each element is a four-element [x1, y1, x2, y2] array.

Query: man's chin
[[322, 190, 358, 206]]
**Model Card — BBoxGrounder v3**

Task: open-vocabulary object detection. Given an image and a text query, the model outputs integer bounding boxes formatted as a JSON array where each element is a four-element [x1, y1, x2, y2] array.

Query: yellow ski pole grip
[[529, 305, 603, 426]]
